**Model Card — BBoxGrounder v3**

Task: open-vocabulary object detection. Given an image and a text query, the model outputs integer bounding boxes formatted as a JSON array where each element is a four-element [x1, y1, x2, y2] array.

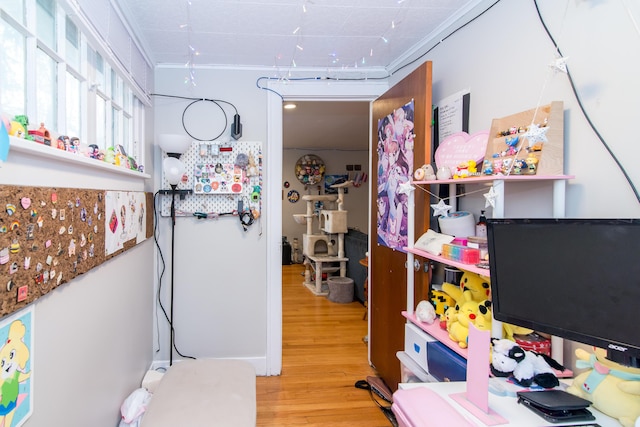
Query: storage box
[[426, 341, 467, 382], [397, 351, 436, 383], [404, 323, 435, 372]]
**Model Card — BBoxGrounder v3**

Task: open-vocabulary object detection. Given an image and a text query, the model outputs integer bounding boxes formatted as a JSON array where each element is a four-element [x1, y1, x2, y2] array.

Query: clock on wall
[[295, 154, 325, 185]]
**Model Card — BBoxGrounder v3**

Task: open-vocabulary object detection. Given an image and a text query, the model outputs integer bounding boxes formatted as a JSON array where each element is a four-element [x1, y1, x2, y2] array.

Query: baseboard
[[149, 356, 270, 376]]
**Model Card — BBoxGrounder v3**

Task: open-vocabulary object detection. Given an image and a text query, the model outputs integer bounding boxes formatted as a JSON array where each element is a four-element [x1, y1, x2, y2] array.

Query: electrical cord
[[153, 191, 196, 361], [151, 93, 238, 141], [532, 0, 639, 204]]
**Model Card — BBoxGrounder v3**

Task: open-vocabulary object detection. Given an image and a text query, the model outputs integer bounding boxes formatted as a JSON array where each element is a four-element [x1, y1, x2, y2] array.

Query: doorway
[[265, 80, 388, 375]]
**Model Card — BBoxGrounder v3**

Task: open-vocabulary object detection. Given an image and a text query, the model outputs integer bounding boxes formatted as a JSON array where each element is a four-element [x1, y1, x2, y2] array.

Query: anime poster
[[0, 307, 33, 427], [104, 191, 148, 255], [376, 100, 415, 250]]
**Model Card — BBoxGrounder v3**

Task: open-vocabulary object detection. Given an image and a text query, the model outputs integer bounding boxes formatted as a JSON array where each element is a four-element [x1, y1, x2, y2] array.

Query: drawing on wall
[[104, 191, 147, 255], [376, 99, 415, 250], [0, 306, 33, 427]]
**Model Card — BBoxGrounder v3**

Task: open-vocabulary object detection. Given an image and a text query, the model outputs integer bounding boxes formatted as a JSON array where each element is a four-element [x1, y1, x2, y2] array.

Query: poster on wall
[[0, 306, 33, 427], [376, 99, 414, 250], [104, 191, 148, 255]]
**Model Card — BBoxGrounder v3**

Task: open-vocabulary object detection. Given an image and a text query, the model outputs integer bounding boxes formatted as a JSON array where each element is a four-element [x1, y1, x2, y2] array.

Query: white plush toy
[[490, 338, 564, 389], [415, 300, 436, 324], [413, 164, 436, 181]]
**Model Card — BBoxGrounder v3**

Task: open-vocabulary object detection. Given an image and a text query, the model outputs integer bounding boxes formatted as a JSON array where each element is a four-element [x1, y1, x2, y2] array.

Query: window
[[65, 72, 80, 138], [36, 48, 58, 131], [65, 16, 80, 70], [0, 0, 25, 24], [36, 0, 56, 51], [0, 0, 148, 174], [0, 19, 26, 117]]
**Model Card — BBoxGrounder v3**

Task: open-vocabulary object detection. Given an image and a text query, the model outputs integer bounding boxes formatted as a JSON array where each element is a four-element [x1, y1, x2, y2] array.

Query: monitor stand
[[449, 324, 509, 425]]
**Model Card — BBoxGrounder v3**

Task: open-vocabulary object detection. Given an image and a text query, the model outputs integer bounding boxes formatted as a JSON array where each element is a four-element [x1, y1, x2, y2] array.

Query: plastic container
[[441, 243, 480, 264]]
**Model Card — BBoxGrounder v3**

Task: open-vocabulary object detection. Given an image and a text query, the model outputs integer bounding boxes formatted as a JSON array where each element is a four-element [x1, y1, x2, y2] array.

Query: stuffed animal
[[490, 338, 564, 388], [447, 289, 480, 349], [415, 300, 436, 324], [474, 300, 492, 332], [566, 348, 640, 427], [442, 270, 490, 304], [413, 164, 436, 181], [430, 289, 455, 317]]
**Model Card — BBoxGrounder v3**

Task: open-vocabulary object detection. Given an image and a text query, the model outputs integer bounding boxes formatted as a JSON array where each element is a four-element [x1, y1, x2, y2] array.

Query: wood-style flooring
[[256, 264, 391, 426]]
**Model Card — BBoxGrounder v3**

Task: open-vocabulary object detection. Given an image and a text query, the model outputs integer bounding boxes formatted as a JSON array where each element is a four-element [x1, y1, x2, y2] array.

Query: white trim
[[265, 79, 388, 375], [7, 136, 150, 178]]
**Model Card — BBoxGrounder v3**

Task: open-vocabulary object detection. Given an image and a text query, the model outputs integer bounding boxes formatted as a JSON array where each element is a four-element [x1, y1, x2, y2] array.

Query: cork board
[[485, 101, 564, 176], [0, 186, 152, 318]]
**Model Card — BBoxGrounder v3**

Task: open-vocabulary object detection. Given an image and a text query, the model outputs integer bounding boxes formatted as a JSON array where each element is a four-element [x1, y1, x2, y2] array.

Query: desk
[[396, 379, 619, 427]]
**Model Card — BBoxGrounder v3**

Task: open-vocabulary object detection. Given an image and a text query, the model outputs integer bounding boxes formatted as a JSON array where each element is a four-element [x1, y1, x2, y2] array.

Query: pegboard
[[159, 141, 263, 217]]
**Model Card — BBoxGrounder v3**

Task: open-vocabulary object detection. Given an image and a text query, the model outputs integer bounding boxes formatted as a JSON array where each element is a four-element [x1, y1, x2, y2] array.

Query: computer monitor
[[486, 218, 640, 368]]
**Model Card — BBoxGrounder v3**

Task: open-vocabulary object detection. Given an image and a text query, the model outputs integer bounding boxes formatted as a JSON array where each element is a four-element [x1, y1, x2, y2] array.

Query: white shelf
[[8, 136, 150, 179], [404, 247, 488, 277], [405, 175, 573, 366]]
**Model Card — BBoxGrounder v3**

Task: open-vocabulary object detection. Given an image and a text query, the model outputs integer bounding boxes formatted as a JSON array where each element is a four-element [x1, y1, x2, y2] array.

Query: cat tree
[[293, 181, 352, 295]]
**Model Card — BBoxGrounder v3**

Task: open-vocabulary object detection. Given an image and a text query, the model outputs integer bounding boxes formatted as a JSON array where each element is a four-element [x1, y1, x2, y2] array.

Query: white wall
[[153, 68, 270, 370], [282, 148, 369, 253], [389, 0, 640, 368], [391, 0, 640, 218], [0, 146, 154, 426]]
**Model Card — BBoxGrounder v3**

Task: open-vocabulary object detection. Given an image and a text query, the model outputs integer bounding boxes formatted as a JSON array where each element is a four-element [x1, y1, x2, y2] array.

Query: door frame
[[265, 79, 388, 374]]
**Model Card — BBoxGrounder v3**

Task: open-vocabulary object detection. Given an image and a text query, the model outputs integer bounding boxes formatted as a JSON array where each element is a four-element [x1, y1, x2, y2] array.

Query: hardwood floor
[[256, 264, 391, 426]]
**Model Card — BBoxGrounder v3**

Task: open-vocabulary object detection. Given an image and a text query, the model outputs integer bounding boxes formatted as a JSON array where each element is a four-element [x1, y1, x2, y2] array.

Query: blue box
[[426, 341, 467, 382]]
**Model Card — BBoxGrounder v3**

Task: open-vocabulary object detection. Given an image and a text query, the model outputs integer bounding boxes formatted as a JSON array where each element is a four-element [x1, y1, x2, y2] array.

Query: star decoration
[[397, 181, 414, 195], [484, 186, 497, 209], [549, 56, 569, 73], [523, 123, 549, 147], [431, 199, 452, 217]]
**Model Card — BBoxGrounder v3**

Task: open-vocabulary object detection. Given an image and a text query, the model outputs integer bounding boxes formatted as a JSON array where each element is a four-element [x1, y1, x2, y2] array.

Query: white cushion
[[141, 359, 256, 427]]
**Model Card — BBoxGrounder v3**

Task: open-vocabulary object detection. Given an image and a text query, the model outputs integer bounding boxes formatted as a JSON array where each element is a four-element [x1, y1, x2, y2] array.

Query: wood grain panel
[[370, 62, 433, 391]]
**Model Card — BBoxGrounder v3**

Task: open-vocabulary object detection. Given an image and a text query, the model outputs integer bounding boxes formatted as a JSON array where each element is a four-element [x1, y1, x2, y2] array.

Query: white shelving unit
[[405, 174, 574, 366]]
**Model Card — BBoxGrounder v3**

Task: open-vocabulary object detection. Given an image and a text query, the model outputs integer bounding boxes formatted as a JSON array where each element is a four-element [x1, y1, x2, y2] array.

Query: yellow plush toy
[[443, 270, 490, 303], [447, 289, 480, 349], [474, 300, 492, 332], [566, 348, 640, 427]]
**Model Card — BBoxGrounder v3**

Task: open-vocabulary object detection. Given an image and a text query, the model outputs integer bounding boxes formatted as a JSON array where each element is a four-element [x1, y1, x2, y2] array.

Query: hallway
[[256, 264, 390, 426]]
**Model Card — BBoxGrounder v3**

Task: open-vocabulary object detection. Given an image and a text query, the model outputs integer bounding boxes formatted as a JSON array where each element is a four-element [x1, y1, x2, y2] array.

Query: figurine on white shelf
[[413, 164, 436, 181]]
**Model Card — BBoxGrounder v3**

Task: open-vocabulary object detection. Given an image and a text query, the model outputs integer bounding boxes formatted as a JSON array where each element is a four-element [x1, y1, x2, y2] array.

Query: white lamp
[[163, 157, 185, 188], [158, 134, 192, 158], [157, 134, 191, 367]]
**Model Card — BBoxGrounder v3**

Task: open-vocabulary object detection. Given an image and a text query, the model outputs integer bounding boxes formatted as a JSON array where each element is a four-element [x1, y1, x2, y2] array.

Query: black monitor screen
[[487, 218, 640, 367]]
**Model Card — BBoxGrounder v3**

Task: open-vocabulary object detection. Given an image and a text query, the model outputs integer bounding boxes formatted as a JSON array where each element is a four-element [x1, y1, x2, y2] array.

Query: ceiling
[[117, 0, 478, 71], [116, 0, 484, 150]]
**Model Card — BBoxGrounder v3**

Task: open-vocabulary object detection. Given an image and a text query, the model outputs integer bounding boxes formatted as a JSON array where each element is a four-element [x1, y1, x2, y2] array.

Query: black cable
[[153, 191, 196, 360], [150, 93, 238, 141], [532, 0, 639, 204], [255, 0, 502, 95]]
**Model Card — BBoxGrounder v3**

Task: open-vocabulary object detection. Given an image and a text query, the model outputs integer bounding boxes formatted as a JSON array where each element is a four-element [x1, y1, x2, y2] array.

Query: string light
[[184, 0, 197, 86]]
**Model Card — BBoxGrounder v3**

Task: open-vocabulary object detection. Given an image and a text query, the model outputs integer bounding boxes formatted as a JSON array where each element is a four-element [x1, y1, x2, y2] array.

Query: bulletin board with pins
[[0, 186, 153, 318], [159, 140, 263, 218]]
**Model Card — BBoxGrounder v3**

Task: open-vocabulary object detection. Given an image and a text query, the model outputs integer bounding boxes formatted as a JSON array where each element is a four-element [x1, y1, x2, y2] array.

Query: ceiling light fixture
[[284, 103, 297, 110]]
